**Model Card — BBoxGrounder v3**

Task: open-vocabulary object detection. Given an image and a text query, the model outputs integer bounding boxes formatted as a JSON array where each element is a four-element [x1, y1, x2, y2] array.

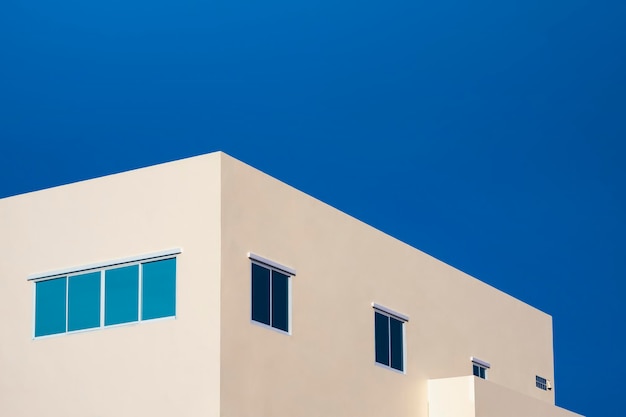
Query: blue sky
[[2, 1, 625, 415]]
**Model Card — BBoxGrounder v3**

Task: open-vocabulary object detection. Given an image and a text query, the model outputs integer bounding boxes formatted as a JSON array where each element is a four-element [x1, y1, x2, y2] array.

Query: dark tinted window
[[536, 375, 547, 390], [375, 310, 406, 371], [251, 262, 292, 332], [375, 312, 390, 366], [473, 363, 487, 379], [390, 317, 404, 371], [272, 271, 289, 331], [251, 263, 271, 325]]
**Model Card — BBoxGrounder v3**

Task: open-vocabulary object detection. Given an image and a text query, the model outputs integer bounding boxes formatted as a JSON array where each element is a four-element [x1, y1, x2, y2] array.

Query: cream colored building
[[0, 152, 583, 417]]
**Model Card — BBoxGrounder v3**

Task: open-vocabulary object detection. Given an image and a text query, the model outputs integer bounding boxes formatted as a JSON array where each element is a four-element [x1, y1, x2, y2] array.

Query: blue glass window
[[34, 254, 178, 337], [35, 278, 67, 337], [374, 310, 405, 371], [251, 262, 291, 332], [105, 265, 139, 326], [68, 272, 101, 331], [142, 258, 176, 320]]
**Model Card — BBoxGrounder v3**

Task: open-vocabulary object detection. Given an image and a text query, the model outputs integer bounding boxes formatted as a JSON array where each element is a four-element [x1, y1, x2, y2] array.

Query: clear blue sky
[[2, 1, 625, 415]]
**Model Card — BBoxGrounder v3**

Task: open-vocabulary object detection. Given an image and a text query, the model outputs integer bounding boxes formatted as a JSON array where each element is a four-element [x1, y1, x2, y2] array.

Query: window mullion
[[269, 270, 273, 327], [100, 270, 105, 328], [387, 316, 392, 366], [65, 277, 69, 333], [138, 263, 143, 322]]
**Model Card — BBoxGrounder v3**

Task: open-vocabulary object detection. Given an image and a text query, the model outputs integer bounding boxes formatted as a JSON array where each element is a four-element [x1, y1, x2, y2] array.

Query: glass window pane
[[375, 312, 390, 366], [142, 258, 176, 320], [35, 278, 67, 336], [105, 265, 139, 326], [473, 364, 480, 377], [390, 317, 404, 371], [479, 367, 486, 379], [68, 272, 101, 331], [271, 271, 289, 332], [251, 264, 270, 325]]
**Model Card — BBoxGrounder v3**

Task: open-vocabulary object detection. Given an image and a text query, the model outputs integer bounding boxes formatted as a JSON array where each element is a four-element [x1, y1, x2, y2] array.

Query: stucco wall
[[0, 153, 222, 417], [1, 151, 576, 417], [429, 376, 476, 417], [429, 376, 583, 417], [474, 376, 583, 417], [219, 153, 557, 417]]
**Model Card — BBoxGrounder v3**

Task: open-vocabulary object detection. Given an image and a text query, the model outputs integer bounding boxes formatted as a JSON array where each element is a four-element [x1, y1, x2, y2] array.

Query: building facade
[[0, 152, 583, 417]]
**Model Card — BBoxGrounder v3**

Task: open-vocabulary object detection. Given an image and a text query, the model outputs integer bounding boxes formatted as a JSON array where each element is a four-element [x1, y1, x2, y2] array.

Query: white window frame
[[31, 249, 181, 339], [372, 302, 408, 374], [471, 356, 490, 379], [248, 253, 295, 335]]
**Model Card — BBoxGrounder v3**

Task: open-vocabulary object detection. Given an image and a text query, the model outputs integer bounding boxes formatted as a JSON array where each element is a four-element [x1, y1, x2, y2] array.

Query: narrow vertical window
[[251, 263, 271, 326], [68, 272, 101, 331], [271, 271, 289, 332], [35, 278, 67, 337], [105, 265, 139, 326], [390, 316, 404, 371], [142, 258, 176, 320], [373, 304, 407, 372], [374, 312, 390, 366]]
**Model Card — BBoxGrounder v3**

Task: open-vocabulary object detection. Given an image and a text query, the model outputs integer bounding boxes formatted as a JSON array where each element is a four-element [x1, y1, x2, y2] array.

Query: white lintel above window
[[371, 302, 409, 322], [471, 357, 491, 369], [247, 252, 296, 276], [27, 248, 183, 281]]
